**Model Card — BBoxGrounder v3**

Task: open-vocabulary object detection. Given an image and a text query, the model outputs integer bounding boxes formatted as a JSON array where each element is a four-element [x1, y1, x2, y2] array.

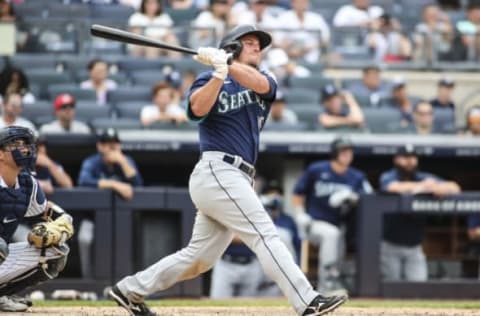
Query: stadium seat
[[131, 71, 165, 86], [60, 55, 92, 73], [90, 4, 134, 20], [165, 7, 199, 26], [289, 75, 334, 90], [12, 2, 47, 19], [22, 102, 54, 126], [90, 117, 142, 131], [169, 58, 210, 75], [108, 87, 152, 104], [115, 101, 145, 119], [434, 108, 456, 134], [9, 54, 58, 70], [74, 102, 112, 123], [285, 88, 319, 105], [47, 3, 90, 19], [363, 107, 403, 133], [263, 122, 309, 132], [146, 121, 197, 131], [292, 104, 323, 130], [25, 69, 72, 99], [74, 69, 129, 85], [48, 84, 97, 101], [118, 58, 166, 73]]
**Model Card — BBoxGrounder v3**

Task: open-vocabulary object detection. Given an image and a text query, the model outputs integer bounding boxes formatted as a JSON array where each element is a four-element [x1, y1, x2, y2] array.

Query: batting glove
[[211, 49, 229, 80], [295, 212, 312, 240], [193, 47, 217, 65]]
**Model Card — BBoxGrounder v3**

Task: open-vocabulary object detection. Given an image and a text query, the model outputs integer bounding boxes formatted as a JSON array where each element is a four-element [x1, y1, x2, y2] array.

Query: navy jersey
[[187, 70, 277, 165], [294, 161, 372, 226], [224, 242, 255, 259], [468, 214, 480, 229], [380, 168, 441, 246]]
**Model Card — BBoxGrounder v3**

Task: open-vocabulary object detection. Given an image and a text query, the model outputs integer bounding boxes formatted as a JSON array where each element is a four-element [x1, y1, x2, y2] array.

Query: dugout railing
[[357, 192, 480, 298]]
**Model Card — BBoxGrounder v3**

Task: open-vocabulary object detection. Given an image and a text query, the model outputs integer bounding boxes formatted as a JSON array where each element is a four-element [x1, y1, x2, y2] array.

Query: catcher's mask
[[219, 24, 272, 58], [0, 126, 36, 170]]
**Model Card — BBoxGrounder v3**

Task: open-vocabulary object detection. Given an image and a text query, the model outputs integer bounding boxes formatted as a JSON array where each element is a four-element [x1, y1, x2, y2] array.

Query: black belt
[[221, 254, 254, 265], [222, 154, 256, 178]]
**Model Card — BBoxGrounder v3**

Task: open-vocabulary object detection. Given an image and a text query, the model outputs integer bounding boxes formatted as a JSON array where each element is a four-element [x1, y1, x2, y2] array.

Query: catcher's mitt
[[28, 216, 74, 249]]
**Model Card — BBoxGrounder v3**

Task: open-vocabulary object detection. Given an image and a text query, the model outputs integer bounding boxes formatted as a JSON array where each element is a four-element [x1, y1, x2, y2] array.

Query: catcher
[[0, 126, 74, 312]]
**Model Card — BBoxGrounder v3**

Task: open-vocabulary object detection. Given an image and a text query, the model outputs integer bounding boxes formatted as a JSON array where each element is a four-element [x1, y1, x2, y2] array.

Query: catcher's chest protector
[[0, 173, 33, 243]]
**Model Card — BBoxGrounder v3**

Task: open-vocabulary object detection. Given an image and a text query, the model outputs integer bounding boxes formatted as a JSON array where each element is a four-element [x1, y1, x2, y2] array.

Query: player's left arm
[[228, 62, 272, 95]]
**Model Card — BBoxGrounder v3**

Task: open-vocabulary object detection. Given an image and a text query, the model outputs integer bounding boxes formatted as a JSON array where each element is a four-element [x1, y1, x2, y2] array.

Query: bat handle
[[226, 53, 233, 65]]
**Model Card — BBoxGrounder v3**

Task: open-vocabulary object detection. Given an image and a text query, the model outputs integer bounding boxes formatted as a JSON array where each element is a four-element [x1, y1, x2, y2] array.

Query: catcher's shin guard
[[0, 245, 69, 296]]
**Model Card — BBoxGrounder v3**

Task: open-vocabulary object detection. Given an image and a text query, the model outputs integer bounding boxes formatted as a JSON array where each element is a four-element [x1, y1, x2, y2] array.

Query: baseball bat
[[301, 239, 310, 273], [90, 24, 233, 64]]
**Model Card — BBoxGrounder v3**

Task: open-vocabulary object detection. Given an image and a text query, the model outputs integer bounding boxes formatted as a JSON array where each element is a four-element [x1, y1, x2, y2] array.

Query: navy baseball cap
[[396, 144, 417, 156], [321, 84, 340, 102], [97, 128, 120, 143], [166, 70, 182, 89]]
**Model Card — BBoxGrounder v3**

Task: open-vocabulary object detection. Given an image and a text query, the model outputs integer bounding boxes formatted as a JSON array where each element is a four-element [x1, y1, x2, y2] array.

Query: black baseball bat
[[90, 24, 233, 64]]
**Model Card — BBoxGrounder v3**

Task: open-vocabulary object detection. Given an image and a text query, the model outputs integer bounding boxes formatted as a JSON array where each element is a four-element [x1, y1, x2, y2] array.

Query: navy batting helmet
[[0, 126, 36, 170], [330, 136, 353, 159], [219, 24, 272, 58]]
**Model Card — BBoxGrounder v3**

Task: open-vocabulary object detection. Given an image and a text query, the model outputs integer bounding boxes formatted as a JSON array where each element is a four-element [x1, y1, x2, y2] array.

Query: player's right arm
[[189, 77, 224, 117]]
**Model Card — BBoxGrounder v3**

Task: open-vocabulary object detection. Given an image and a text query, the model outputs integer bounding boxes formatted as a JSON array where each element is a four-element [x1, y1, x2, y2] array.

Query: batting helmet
[[330, 136, 353, 159], [219, 24, 272, 58], [0, 126, 36, 170]]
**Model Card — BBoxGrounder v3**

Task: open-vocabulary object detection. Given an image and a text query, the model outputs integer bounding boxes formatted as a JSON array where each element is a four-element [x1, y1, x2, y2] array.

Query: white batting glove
[[211, 49, 229, 80], [295, 212, 312, 240], [193, 47, 217, 65]]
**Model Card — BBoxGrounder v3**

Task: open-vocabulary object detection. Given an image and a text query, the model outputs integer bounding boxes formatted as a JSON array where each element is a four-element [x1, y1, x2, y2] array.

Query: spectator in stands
[[140, 81, 187, 127], [293, 136, 373, 294], [431, 77, 456, 109], [128, 0, 181, 59], [231, 0, 277, 29], [264, 48, 311, 87], [264, 90, 298, 127], [463, 106, 480, 136], [274, 0, 330, 63], [0, 0, 15, 22], [367, 14, 412, 62], [380, 144, 460, 282], [80, 59, 118, 106], [189, 0, 233, 48], [389, 78, 415, 127], [457, 1, 480, 60], [318, 84, 365, 130], [409, 101, 437, 135], [120, 0, 142, 10], [333, 0, 383, 28], [39, 94, 91, 135], [34, 136, 73, 195], [346, 65, 389, 106], [0, 66, 35, 104], [413, 4, 453, 62], [0, 92, 36, 133], [165, 69, 184, 104], [78, 128, 143, 199]]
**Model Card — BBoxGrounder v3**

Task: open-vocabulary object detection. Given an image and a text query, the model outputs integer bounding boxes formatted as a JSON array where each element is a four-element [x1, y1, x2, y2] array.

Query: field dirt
[[6, 306, 480, 316]]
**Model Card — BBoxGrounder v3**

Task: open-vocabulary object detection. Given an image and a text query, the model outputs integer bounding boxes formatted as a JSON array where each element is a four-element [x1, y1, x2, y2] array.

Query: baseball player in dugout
[[0, 126, 74, 312], [108, 25, 347, 316], [292, 136, 373, 295]]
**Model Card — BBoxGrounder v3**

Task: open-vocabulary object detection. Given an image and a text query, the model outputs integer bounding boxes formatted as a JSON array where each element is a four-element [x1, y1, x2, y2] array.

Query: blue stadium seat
[[118, 58, 166, 73], [292, 104, 323, 130], [12, 2, 48, 19], [25, 69, 72, 99], [131, 71, 165, 86], [90, 4, 135, 20], [47, 3, 90, 19], [9, 54, 58, 69], [74, 102, 112, 123], [165, 7, 199, 26], [90, 117, 142, 130], [434, 108, 456, 134], [48, 84, 97, 101], [22, 102, 54, 126], [115, 101, 145, 119], [108, 87, 152, 104], [363, 107, 403, 133], [285, 88, 319, 105], [289, 75, 334, 90]]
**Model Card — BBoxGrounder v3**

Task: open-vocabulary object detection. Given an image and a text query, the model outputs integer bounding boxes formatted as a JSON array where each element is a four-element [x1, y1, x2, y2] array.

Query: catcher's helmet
[[330, 136, 353, 159], [219, 24, 272, 58], [0, 126, 36, 170]]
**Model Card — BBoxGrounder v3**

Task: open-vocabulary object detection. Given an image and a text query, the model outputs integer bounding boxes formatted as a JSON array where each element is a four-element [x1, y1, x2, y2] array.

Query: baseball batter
[[109, 25, 347, 316]]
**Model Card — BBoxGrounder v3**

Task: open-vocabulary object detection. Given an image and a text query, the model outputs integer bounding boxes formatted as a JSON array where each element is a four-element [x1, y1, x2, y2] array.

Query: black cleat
[[109, 285, 156, 316], [302, 294, 347, 315]]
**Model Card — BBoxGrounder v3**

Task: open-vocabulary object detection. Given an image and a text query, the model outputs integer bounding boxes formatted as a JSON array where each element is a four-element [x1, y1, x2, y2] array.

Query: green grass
[[32, 299, 480, 309]]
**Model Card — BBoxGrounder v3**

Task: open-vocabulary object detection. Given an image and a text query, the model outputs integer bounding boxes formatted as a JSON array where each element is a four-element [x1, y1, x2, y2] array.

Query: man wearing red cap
[[39, 94, 90, 134]]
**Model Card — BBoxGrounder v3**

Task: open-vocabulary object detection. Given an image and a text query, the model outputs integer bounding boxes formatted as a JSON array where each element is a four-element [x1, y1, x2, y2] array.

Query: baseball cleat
[[302, 294, 348, 315], [109, 285, 156, 316], [0, 295, 29, 312], [9, 294, 33, 307]]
